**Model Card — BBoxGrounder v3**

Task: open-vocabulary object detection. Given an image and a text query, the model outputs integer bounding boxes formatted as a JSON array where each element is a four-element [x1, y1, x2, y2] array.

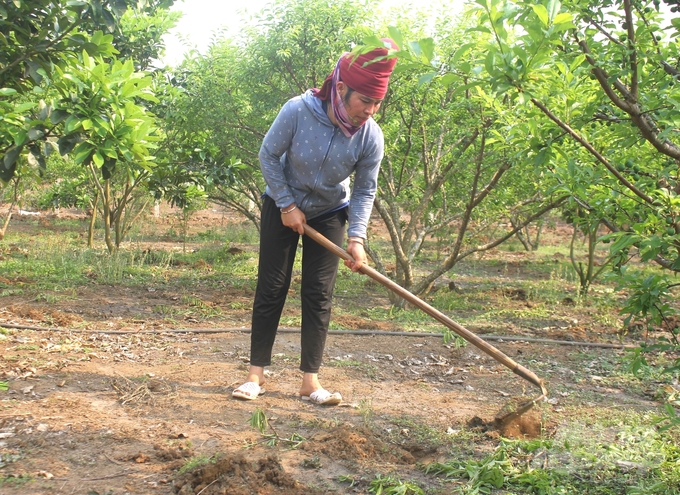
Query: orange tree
[[468, 0, 679, 427], [0, 1, 175, 250]]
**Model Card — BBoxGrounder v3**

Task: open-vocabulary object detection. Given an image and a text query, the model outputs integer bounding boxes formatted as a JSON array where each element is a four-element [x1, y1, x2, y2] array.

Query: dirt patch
[[330, 314, 395, 330], [302, 424, 415, 464], [5, 305, 82, 327], [467, 407, 546, 440], [173, 454, 305, 495]]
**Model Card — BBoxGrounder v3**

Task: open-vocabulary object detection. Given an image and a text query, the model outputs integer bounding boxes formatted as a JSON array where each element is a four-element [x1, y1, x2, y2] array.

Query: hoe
[[304, 224, 548, 429]]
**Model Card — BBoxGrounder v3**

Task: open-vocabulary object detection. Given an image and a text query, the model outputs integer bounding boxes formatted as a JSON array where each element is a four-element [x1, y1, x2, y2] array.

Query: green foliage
[[427, 444, 511, 493], [426, 428, 680, 494], [1, 0, 178, 252], [53, 54, 159, 173], [562, 203, 615, 295], [117, 7, 181, 71], [248, 407, 305, 449], [0, 473, 33, 487], [0, 0, 174, 182], [176, 453, 217, 475], [34, 155, 93, 210], [0, 0, 126, 90], [443, 329, 468, 347], [614, 268, 679, 429], [250, 407, 269, 434], [468, 0, 680, 277], [368, 474, 425, 495]]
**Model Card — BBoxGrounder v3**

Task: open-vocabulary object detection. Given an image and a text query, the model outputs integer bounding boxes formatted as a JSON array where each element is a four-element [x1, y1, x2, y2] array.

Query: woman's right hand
[[281, 206, 306, 234]]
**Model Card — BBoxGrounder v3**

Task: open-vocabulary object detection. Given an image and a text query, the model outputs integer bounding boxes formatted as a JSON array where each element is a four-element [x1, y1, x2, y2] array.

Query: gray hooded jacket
[[259, 90, 384, 239]]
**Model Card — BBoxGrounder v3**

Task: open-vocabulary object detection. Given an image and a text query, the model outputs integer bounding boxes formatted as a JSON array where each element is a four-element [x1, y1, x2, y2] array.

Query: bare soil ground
[[0, 208, 658, 494]]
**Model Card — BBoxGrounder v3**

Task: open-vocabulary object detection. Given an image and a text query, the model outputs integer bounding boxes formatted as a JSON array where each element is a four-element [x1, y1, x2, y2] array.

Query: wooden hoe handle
[[303, 223, 548, 399]]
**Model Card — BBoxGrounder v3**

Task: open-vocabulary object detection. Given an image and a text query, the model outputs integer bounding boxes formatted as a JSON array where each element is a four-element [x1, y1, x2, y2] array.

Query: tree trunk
[[103, 179, 115, 253], [0, 177, 20, 241], [88, 191, 99, 248]]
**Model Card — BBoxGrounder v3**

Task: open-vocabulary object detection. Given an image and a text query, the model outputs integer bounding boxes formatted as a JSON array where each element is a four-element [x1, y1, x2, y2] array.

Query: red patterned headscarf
[[314, 38, 399, 100], [313, 39, 398, 137]]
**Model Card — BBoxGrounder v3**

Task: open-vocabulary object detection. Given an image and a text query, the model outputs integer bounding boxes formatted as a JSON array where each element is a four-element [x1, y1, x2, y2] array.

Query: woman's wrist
[[348, 236, 364, 246], [280, 204, 297, 214]]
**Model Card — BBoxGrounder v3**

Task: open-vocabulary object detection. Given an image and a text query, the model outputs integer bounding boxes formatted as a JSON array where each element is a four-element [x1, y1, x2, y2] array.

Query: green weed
[[176, 454, 217, 476], [388, 416, 450, 450], [13, 345, 39, 351], [328, 358, 363, 367], [368, 473, 424, 495], [426, 420, 680, 495], [279, 315, 302, 327], [336, 473, 360, 487], [35, 292, 60, 303], [248, 407, 306, 449], [358, 398, 374, 426], [0, 451, 23, 468], [1, 288, 24, 296], [0, 474, 33, 487], [443, 330, 467, 348], [431, 291, 487, 312]]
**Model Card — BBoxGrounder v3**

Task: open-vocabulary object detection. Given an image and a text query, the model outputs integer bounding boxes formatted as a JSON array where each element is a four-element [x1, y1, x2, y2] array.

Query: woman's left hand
[[345, 241, 366, 272]]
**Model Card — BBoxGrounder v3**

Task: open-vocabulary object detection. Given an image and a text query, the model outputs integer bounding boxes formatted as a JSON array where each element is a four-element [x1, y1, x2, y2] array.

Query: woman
[[232, 39, 398, 405]]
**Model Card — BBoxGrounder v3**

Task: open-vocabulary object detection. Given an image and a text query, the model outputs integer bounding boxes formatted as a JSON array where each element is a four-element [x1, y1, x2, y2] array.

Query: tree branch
[[623, 0, 638, 100], [530, 97, 655, 205]]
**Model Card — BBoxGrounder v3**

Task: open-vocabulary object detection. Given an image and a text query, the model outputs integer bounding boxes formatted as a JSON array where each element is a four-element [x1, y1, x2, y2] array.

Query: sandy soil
[[0, 207, 659, 494], [3, 322, 644, 494]]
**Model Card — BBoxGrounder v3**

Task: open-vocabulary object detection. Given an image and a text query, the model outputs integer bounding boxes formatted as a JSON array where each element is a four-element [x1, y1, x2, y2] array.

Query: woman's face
[[338, 82, 383, 126]]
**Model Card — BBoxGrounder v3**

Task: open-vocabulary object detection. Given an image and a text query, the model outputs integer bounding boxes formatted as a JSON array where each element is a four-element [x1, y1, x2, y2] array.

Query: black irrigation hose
[[0, 321, 636, 349]]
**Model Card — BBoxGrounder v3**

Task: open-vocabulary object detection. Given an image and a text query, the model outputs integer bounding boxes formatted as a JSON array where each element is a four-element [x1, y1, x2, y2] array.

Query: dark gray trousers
[[250, 196, 347, 373]]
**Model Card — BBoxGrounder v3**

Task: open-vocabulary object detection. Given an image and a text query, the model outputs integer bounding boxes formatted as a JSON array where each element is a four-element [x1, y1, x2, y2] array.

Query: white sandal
[[302, 389, 342, 406], [232, 382, 265, 400]]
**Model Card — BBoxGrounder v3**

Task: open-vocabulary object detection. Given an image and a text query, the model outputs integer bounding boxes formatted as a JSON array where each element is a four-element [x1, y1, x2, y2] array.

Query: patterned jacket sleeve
[[348, 126, 384, 239], [258, 102, 296, 209]]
